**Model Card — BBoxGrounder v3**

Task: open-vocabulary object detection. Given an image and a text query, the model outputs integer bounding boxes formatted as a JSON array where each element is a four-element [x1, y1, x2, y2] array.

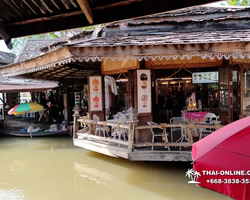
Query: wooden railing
[[76, 118, 133, 150], [134, 123, 221, 149], [75, 116, 222, 152]]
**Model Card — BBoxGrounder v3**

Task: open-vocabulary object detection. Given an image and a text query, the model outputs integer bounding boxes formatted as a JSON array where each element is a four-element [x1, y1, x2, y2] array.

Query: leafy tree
[[11, 24, 106, 55], [11, 32, 61, 55], [227, 0, 250, 6]]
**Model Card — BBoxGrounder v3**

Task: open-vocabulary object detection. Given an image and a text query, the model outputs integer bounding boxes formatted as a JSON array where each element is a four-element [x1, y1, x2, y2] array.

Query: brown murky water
[[0, 136, 231, 200]]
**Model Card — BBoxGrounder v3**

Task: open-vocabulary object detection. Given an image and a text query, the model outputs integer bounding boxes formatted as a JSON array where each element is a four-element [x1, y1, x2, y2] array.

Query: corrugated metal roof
[[0, 51, 16, 65], [14, 39, 62, 63], [106, 6, 250, 27], [69, 29, 250, 47]]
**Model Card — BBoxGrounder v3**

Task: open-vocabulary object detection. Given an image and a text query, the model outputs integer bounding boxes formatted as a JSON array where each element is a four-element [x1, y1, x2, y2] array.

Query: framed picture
[[137, 70, 151, 113], [89, 76, 103, 111]]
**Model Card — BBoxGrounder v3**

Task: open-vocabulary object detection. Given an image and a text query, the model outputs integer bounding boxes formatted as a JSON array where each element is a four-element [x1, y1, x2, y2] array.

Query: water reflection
[[75, 153, 231, 200], [0, 136, 231, 200], [0, 188, 25, 200]]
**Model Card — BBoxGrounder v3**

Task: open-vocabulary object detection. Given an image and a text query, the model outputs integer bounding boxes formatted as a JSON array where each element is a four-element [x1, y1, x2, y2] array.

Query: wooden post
[[63, 88, 68, 121], [240, 64, 244, 119], [128, 122, 135, 153], [2, 93, 5, 120], [72, 105, 81, 139]]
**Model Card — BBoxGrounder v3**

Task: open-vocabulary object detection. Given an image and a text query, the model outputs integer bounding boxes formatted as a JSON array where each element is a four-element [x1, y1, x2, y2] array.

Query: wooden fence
[[74, 116, 222, 153]]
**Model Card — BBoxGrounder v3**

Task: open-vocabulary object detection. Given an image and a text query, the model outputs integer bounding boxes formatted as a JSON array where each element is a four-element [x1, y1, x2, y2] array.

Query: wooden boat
[[0, 127, 70, 137]]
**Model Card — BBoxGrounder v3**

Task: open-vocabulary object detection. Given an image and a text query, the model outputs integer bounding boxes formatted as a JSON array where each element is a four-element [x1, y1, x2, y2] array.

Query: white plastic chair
[[199, 113, 220, 139], [169, 117, 188, 142], [111, 112, 128, 141], [147, 122, 170, 151], [93, 114, 107, 137]]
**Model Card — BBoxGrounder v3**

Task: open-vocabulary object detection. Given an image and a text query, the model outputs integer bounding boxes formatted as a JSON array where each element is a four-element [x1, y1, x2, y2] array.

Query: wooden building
[[1, 6, 250, 160]]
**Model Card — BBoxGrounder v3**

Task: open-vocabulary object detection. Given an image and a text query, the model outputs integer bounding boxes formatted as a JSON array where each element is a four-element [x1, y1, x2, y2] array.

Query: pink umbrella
[[192, 116, 250, 200], [8, 104, 20, 115]]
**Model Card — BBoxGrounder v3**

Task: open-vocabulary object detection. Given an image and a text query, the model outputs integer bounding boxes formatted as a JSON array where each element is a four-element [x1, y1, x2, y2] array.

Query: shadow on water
[[84, 151, 231, 200]]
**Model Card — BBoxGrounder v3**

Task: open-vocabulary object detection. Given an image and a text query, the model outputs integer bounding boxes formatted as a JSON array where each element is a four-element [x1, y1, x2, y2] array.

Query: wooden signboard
[[89, 76, 103, 111], [137, 70, 151, 114]]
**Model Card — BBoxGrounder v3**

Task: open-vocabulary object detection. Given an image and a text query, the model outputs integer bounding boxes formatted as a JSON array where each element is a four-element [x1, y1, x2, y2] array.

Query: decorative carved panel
[[151, 56, 217, 69], [102, 59, 139, 75]]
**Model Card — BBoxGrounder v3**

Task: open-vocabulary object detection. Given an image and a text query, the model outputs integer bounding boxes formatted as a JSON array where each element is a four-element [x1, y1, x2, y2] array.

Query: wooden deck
[[73, 118, 221, 162], [74, 137, 192, 161]]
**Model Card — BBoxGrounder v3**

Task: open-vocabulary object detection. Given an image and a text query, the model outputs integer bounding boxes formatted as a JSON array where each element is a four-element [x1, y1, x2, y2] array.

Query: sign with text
[[137, 70, 151, 113], [192, 72, 218, 84]]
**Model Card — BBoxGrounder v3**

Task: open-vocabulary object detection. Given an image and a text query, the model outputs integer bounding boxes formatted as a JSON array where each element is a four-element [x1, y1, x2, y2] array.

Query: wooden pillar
[[228, 64, 233, 123], [128, 122, 135, 153], [218, 59, 231, 125], [240, 64, 244, 118], [2, 93, 5, 120], [72, 105, 81, 139], [128, 70, 134, 108], [63, 88, 68, 121], [134, 61, 152, 143], [151, 69, 156, 119]]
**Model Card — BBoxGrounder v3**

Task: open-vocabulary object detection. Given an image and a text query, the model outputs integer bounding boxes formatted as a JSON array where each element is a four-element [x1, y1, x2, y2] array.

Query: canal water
[[0, 136, 231, 200]]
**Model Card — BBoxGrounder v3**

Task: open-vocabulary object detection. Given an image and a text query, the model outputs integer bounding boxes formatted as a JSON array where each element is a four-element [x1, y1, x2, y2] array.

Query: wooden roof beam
[[76, 0, 93, 24], [0, 21, 12, 49]]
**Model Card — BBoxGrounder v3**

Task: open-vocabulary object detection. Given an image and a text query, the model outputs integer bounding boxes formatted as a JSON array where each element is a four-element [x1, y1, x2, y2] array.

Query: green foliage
[[10, 24, 106, 55], [227, 0, 250, 6], [11, 32, 64, 55]]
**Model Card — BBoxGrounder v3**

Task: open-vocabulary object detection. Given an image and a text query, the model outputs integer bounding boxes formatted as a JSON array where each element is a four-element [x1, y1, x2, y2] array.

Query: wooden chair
[[147, 121, 170, 151]]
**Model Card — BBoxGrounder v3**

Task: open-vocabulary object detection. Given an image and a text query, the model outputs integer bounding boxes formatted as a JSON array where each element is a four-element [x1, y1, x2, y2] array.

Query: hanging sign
[[137, 70, 151, 113], [89, 76, 103, 111], [192, 72, 218, 84]]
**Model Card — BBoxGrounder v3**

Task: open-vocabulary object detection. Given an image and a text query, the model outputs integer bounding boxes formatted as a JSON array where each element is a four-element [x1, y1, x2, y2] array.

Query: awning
[[0, 84, 58, 93]]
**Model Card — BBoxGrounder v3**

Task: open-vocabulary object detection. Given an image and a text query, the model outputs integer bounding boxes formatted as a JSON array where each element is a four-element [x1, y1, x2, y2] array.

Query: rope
[[79, 116, 88, 127], [166, 69, 182, 78], [103, 122, 110, 132], [160, 123, 168, 148], [115, 123, 121, 131], [183, 68, 193, 74]]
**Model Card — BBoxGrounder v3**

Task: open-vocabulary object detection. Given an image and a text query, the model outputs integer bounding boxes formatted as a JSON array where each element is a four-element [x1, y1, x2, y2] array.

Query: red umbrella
[[192, 116, 250, 200]]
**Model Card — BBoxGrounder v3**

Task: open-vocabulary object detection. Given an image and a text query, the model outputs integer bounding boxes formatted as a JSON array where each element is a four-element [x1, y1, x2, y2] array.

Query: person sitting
[[39, 94, 49, 122], [50, 96, 59, 122]]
